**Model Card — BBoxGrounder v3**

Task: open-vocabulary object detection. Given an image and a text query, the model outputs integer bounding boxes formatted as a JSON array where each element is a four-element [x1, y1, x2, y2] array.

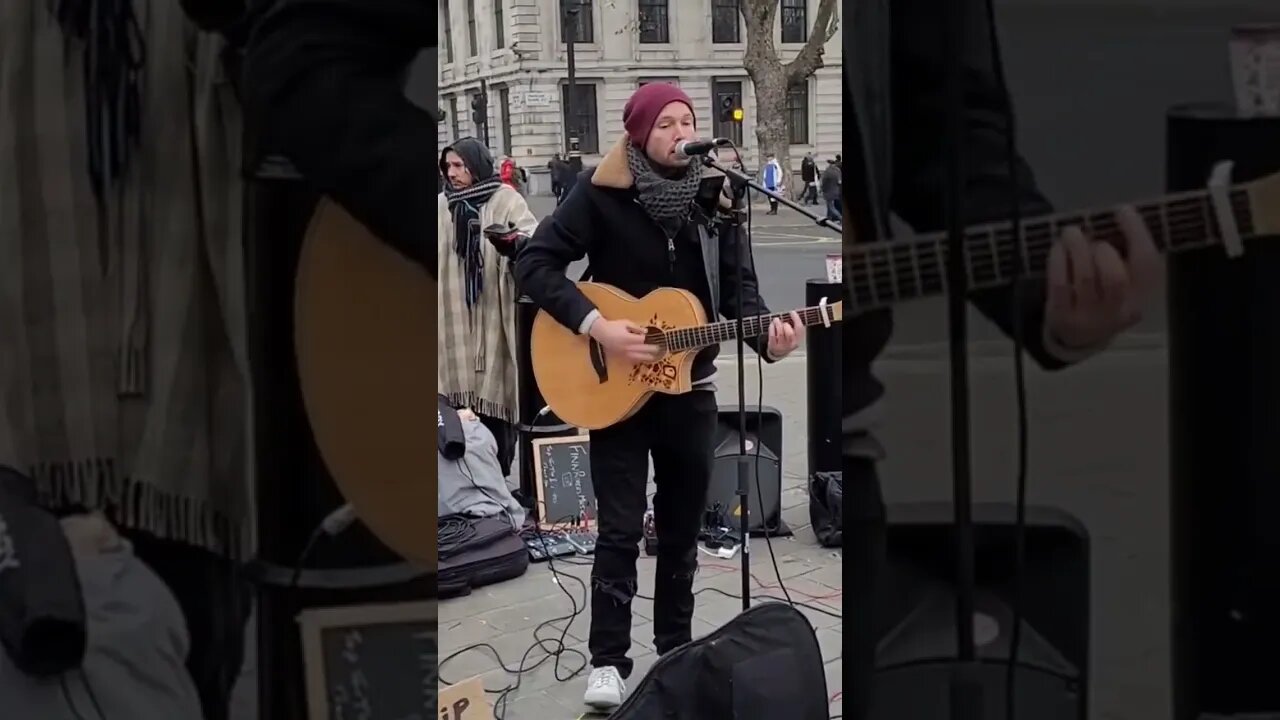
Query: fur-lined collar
[[591, 135, 732, 209], [590, 136, 633, 189]]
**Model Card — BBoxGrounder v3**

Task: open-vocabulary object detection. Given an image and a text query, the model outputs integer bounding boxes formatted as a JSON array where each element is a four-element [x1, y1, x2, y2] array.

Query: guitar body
[[293, 198, 435, 570], [531, 283, 707, 431]]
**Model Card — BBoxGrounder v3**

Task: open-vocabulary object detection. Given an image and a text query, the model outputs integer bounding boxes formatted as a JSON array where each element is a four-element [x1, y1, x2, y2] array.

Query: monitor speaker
[[870, 502, 1090, 720], [705, 406, 789, 536]]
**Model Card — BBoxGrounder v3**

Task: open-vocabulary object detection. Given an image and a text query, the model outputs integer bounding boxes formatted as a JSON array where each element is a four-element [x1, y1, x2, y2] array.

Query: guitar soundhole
[[643, 327, 668, 352]]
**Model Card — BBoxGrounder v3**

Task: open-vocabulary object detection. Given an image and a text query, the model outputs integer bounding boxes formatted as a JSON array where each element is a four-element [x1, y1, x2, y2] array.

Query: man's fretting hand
[[1044, 205, 1161, 352]]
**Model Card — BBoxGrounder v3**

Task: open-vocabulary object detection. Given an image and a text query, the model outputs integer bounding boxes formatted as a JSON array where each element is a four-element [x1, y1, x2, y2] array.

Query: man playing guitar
[[848, 2, 1161, 718], [516, 82, 804, 710]]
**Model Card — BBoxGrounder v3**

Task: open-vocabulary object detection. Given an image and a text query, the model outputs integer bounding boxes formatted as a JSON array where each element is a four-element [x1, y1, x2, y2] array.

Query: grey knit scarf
[[626, 144, 703, 225]]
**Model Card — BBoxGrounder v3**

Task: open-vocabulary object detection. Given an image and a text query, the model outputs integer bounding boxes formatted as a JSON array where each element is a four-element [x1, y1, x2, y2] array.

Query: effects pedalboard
[[524, 519, 598, 561]]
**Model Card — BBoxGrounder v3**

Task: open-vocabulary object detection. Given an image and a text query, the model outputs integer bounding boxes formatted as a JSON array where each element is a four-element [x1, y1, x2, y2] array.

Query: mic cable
[[981, 1, 1033, 717]]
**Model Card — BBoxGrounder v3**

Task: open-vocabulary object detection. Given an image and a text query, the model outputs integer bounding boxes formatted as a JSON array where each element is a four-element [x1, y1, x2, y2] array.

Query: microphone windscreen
[[0, 466, 87, 677], [438, 396, 468, 460]]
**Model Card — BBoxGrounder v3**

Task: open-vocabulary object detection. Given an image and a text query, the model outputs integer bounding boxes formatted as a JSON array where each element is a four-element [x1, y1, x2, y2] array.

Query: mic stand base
[[950, 663, 986, 720]]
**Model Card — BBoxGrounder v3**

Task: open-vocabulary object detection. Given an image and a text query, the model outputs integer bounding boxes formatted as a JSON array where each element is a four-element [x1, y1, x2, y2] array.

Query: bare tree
[[741, 0, 838, 195]]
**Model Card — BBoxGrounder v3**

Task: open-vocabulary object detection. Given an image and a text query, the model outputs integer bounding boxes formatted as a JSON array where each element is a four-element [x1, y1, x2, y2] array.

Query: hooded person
[[438, 137, 538, 477], [514, 82, 806, 711]]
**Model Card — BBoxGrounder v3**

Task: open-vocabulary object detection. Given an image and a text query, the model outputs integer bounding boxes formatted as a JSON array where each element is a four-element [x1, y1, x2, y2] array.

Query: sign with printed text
[[825, 254, 842, 284], [522, 91, 552, 108]]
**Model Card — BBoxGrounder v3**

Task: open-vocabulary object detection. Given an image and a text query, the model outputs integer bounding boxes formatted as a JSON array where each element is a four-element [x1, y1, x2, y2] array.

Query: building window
[[781, 0, 806, 44], [465, 0, 477, 55], [441, 0, 454, 63], [499, 86, 513, 155], [450, 96, 462, 140], [467, 90, 483, 139], [560, 0, 593, 44], [711, 0, 739, 44], [561, 83, 599, 154], [786, 81, 809, 145], [638, 77, 678, 87], [494, 0, 505, 48], [712, 79, 744, 147], [638, 0, 669, 44]]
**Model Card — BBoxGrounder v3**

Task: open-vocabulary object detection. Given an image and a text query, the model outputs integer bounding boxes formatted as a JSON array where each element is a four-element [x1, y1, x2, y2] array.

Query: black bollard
[[1166, 103, 1280, 720], [515, 296, 576, 522], [805, 279, 842, 477], [244, 157, 433, 720]]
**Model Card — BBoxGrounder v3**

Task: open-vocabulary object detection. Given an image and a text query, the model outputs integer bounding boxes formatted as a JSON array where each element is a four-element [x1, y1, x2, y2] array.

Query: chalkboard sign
[[531, 434, 597, 527], [300, 601, 437, 720]]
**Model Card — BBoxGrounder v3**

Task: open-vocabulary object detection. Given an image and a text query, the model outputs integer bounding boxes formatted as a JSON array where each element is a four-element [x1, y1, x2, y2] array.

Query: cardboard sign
[[439, 676, 490, 719]]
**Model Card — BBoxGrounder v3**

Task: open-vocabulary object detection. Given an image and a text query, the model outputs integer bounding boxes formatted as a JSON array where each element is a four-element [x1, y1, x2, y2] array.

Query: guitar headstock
[[1247, 170, 1280, 237], [829, 301, 843, 323]]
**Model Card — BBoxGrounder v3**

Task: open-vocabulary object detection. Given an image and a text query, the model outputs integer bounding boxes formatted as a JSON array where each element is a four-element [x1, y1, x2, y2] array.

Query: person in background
[[438, 137, 539, 477], [548, 152, 567, 201], [0, 2, 255, 718], [760, 153, 783, 214], [821, 158, 842, 222], [800, 152, 818, 205]]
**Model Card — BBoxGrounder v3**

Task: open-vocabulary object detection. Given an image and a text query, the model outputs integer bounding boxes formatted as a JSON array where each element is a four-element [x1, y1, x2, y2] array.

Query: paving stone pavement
[[436, 336, 1175, 720], [436, 354, 844, 719]]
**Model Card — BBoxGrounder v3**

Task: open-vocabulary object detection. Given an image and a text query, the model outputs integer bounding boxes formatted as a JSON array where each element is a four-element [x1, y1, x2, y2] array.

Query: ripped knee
[[591, 576, 637, 606]]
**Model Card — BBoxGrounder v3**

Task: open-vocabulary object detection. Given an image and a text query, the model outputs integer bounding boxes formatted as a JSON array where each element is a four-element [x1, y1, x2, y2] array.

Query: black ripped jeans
[[587, 390, 718, 679]]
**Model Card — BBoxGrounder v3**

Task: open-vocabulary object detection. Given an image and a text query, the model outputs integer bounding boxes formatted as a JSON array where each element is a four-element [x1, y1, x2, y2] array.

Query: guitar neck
[[844, 186, 1256, 311], [664, 304, 838, 353]]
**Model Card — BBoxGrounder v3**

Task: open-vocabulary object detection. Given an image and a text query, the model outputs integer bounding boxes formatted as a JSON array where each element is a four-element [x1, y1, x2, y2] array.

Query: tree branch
[[785, 0, 839, 84]]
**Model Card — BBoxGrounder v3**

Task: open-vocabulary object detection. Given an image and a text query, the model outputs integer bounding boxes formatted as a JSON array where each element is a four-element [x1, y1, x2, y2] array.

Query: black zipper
[[635, 198, 677, 277]]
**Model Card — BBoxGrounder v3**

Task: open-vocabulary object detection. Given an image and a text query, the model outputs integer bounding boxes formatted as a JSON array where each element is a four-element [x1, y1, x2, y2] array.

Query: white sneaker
[[583, 665, 626, 709]]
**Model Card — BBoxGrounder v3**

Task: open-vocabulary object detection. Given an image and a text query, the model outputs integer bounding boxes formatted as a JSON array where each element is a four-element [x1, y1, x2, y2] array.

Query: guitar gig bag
[[610, 603, 829, 720]]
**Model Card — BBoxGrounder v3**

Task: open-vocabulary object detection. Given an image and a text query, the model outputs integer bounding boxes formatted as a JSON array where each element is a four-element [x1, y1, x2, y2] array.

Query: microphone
[[675, 138, 728, 160]]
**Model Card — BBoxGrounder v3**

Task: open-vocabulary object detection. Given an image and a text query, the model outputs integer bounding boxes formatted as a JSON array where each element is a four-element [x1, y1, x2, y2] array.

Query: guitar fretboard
[[843, 188, 1255, 311], [661, 304, 839, 353]]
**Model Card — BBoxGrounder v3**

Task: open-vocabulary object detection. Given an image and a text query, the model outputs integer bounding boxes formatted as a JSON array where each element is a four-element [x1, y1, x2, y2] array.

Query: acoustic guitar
[[530, 283, 844, 431], [293, 198, 436, 571], [531, 163, 1280, 432]]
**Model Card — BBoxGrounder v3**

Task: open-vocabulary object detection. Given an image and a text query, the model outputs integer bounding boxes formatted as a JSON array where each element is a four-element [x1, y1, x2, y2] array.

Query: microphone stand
[[941, 2, 982, 720], [700, 154, 843, 235], [696, 155, 841, 613]]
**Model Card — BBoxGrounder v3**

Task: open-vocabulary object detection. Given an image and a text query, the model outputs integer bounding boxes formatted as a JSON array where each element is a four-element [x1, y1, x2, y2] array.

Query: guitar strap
[[578, 265, 593, 282]]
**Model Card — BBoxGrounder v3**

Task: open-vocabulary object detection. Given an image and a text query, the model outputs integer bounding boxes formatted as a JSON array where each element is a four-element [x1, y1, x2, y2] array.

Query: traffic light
[[719, 95, 743, 124], [470, 93, 488, 128]]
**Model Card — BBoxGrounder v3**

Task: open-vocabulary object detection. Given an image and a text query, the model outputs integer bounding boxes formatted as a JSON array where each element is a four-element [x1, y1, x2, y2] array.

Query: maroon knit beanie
[[623, 83, 696, 148]]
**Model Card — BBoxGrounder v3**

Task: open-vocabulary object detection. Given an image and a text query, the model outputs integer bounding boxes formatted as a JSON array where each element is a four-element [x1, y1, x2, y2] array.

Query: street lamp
[[563, 4, 582, 172]]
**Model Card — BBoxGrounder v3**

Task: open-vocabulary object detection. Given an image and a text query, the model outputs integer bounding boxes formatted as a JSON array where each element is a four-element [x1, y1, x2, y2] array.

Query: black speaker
[[871, 502, 1090, 720], [1165, 104, 1280, 719], [705, 406, 790, 536], [805, 279, 842, 477]]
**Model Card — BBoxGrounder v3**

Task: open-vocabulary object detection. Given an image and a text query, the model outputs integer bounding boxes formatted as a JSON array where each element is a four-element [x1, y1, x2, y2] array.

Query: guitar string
[[846, 194, 1246, 292], [843, 203, 1234, 309], [657, 200, 1238, 351], [851, 194, 1246, 269]]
